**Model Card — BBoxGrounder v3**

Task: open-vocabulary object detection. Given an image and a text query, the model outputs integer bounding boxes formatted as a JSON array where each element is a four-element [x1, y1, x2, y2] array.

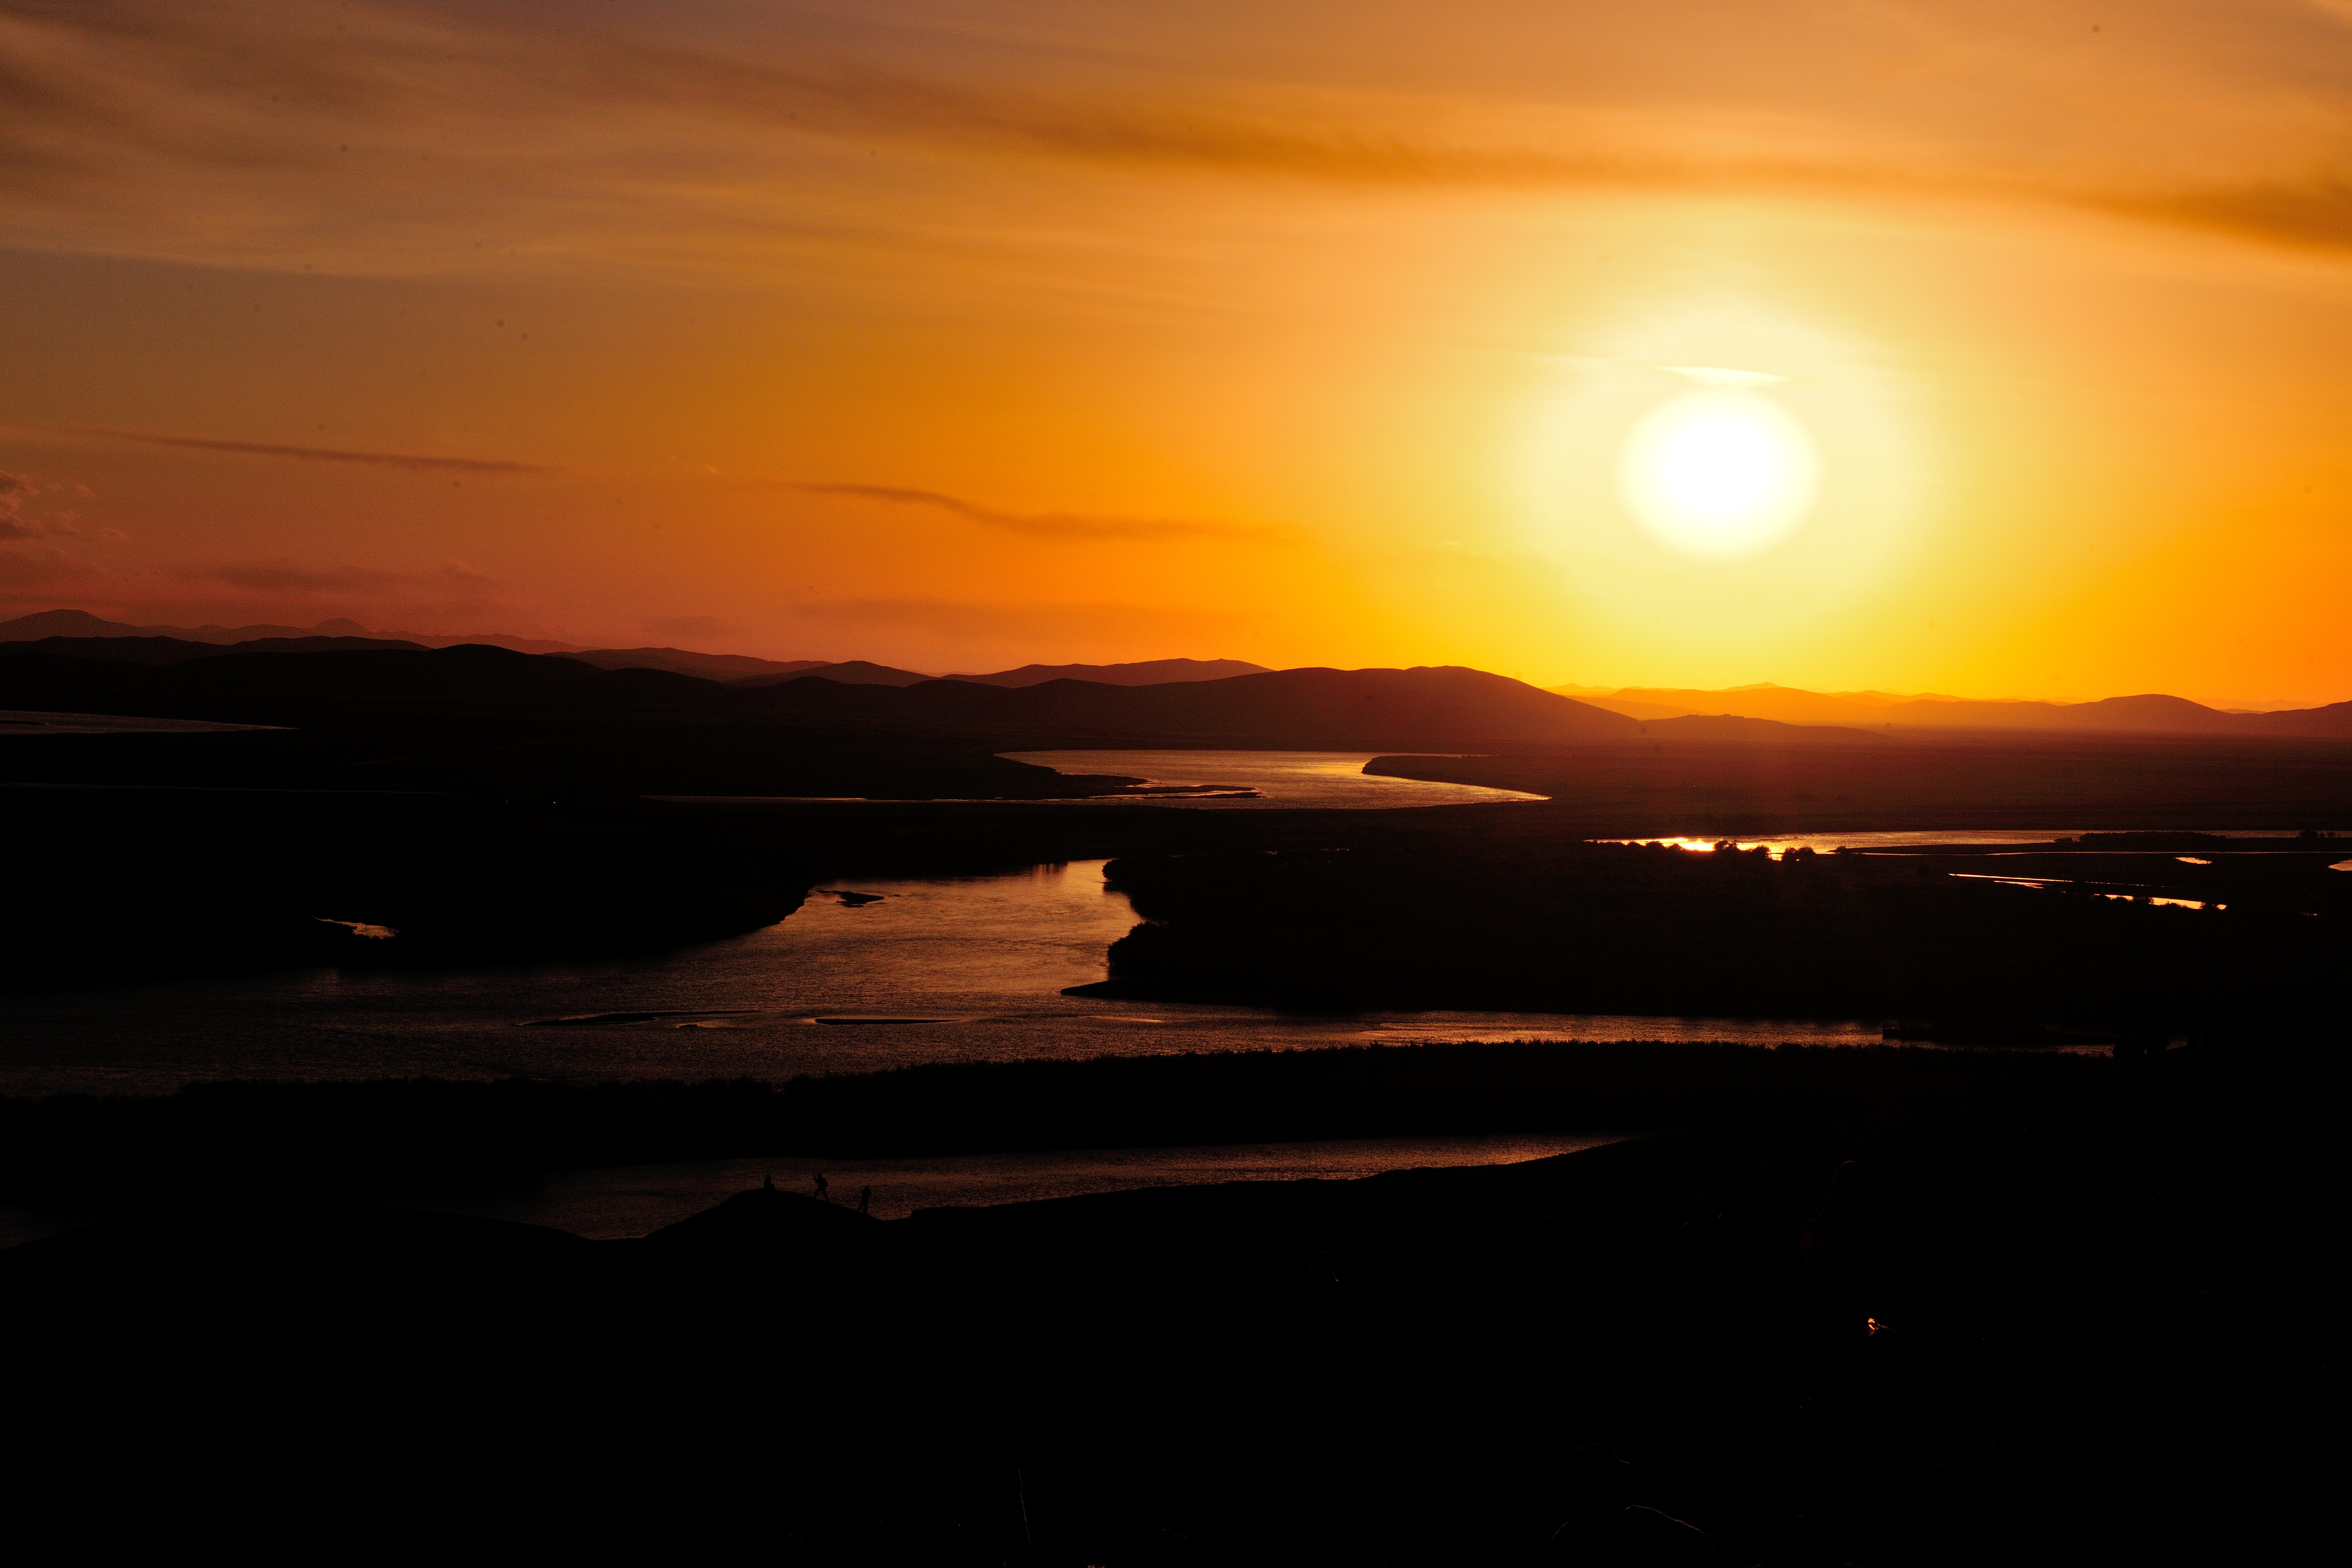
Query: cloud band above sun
[[7, 0, 2352, 280]]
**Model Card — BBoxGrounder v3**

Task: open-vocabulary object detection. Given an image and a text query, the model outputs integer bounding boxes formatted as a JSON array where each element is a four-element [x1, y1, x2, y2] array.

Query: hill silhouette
[[946, 656, 1270, 686], [0, 607, 327, 643], [0, 607, 580, 653], [557, 646, 831, 680], [0, 640, 719, 710], [1562, 680, 2352, 737], [0, 641, 1634, 749], [751, 665, 1638, 747], [730, 658, 934, 688], [0, 633, 431, 666]]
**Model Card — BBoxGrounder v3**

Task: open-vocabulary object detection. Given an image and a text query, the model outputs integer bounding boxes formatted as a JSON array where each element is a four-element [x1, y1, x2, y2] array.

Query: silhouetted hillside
[[558, 646, 830, 679], [2, 633, 430, 666], [2239, 698, 2352, 737], [0, 640, 716, 711], [1, 644, 1634, 751], [0, 608, 325, 643], [1564, 679, 2352, 737], [947, 657, 1270, 686], [1896, 692, 2240, 732], [0, 607, 579, 653], [754, 665, 1637, 747], [729, 658, 934, 688]]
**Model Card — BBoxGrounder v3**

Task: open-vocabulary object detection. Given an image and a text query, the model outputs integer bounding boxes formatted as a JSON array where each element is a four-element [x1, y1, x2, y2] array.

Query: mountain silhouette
[[13, 634, 436, 666], [730, 659, 934, 688], [751, 664, 1636, 747], [1, 640, 1631, 747], [1559, 680, 2352, 737], [0, 607, 580, 654], [557, 646, 833, 680], [946, 657, 1270, 687]]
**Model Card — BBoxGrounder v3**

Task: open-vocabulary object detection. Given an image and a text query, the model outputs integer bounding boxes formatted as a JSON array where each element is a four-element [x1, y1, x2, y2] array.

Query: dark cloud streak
[[65, 426, 546, 474], [793, 481, 1289, 543]]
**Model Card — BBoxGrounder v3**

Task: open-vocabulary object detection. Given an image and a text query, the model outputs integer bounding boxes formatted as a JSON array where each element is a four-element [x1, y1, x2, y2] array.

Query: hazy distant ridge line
[[1551, 681, 2352, 737]]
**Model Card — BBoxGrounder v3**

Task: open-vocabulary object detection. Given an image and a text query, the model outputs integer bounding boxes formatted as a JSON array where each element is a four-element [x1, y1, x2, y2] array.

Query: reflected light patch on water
[[0, 1132, 1626, 1249], [0, 857, 1881, 1097], [1597, 831, 2084, 858], [1008, 750, 1544, 809], [1601, 829, 2329, 860], [416, 1132, 1625, 1235], [1947, 873, 2224, 911]]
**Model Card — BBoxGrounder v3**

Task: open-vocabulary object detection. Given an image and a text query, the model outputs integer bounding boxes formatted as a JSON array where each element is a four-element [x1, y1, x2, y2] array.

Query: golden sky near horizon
[[3, 0, 2350, 705]]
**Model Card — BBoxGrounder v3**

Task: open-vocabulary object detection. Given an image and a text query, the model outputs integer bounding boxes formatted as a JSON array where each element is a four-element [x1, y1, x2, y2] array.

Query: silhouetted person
[[814, 1172, 829, 1202], [1549, 1444, 1712, 1565], [762, 1173, 774, 1191], [858, 1185, 872, 1215]]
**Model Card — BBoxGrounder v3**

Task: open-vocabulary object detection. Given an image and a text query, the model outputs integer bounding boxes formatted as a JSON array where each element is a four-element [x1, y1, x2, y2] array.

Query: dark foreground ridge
[[1, 1036, 2334, 1563]]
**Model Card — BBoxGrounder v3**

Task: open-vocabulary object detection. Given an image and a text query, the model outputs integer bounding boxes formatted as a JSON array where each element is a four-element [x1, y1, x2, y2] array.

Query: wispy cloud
[[65, 426, 546, 474], [0, 469, 35, 537], [793, 482, 1287, 542], [0, 466, 95, 536]]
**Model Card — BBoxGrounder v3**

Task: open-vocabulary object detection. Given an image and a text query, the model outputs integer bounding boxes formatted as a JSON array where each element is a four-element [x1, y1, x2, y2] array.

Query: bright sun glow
[[1619, 388, 1823, 560]]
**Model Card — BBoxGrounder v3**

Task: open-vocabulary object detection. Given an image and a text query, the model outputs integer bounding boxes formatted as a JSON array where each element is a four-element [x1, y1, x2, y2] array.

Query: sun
[[1618, 382, 1823, 560]]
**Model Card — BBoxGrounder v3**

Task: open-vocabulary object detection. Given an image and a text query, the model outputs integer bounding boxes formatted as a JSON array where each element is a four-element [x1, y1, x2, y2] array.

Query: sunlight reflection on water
[[1008, 749, 1545, 808], [1599, 828, 2320, 859], [0, 1132, 1629, 1250], [420, 1132, 1627, 1236], [0, 858, 1877, 1096]]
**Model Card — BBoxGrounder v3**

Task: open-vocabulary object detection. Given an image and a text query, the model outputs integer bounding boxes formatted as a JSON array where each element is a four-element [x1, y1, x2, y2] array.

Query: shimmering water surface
[[1007, 749, 1546, 808], [425, 1132, 1626, 1235], [0, 855, 1878, 1097], [1598, 828, 2309, 857], [0, 1132, 1626, 1249]]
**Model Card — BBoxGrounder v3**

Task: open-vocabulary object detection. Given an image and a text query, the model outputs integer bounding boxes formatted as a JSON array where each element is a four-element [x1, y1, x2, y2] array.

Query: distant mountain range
[[0, 635, 1633, 748], [746, 663, 1636, 747], [1550, 680, 2352, 738], [5, 610, 2344, 737], [0, 611, 1266, 689], [0, 607, 586, 656]]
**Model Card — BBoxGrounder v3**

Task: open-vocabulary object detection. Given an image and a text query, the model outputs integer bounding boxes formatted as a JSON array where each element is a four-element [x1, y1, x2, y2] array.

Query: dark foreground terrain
[[2, 1037, 2338, 1564]]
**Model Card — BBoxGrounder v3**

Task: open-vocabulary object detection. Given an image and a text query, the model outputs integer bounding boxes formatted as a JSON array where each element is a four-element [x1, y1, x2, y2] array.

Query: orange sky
[[3, 1, 2350, 705]]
